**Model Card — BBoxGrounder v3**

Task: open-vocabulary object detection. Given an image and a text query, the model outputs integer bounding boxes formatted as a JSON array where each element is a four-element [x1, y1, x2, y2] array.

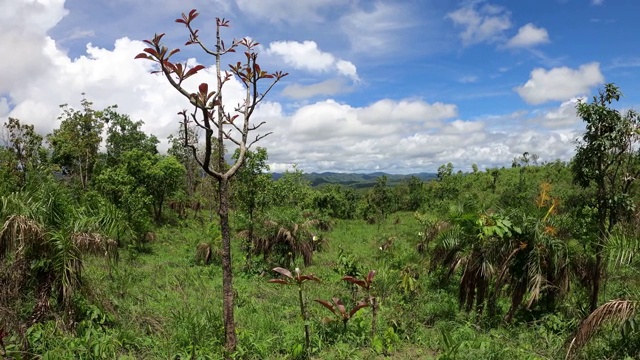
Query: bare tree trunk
[[219, 176, 236, 356]]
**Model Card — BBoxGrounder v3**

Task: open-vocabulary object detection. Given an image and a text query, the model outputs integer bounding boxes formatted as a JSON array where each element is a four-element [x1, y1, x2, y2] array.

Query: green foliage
[[104, 110, 159, 163], [47, 97, 107, 189], [571, 83, 640, 311]]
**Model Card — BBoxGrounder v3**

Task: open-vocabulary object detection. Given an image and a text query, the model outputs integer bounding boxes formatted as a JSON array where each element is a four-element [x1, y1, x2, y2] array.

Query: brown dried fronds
[[0, 215, 46, 261], [566, 299, 638, 359], [72, 232, 118, 259], [252, 221, 315, 268], [195, 242, 216, 265]]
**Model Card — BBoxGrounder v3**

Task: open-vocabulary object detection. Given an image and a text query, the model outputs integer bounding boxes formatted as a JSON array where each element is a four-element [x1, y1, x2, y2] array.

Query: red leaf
[[168, 48, 181, 57], [366, 270, 376, 284], [184, 65, 205, 79], [300, 274, 321, 283], [189, 9, 199, 21], [134, 53, 151, 60], [175, 18, 186, 24], [333, 298, 347, 317], [152, 33, 165, 44], [198, 83, 208, 96], [349, 301, 370, 318], [342, 276, 367, 289], [272, 267, 293, 279], [163, 61, 177, 73], [268, 279, 289, 285], [314, 299, 338, 316], [143, 47, 158, 55]]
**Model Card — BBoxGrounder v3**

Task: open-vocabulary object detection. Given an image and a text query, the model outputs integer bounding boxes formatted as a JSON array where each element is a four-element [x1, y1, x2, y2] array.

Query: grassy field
[[14, 210, 622, 359]]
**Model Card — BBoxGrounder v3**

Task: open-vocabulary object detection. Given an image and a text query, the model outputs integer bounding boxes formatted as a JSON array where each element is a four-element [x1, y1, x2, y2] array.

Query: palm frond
[[606, 230, 640, 268], [566, 299, 638, 359], [71, 232, 117, 259], [48, 229, 83, 310], [0, 214, 46, 261]]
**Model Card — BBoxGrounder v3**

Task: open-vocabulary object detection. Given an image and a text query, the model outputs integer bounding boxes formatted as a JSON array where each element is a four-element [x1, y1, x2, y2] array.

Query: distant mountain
[[271, 171, 437, 188]]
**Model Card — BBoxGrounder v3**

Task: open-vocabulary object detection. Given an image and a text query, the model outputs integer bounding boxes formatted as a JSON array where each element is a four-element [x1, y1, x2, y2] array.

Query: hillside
[[272, 171, 438, 188]]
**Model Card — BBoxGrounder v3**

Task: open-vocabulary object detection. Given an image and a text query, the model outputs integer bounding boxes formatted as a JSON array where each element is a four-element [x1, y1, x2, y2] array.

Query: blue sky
[[1, 0, 639, 173]]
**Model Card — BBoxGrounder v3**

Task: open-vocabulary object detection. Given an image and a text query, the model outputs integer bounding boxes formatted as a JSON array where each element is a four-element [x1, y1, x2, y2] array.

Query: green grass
[[6, 211, 621, 359]]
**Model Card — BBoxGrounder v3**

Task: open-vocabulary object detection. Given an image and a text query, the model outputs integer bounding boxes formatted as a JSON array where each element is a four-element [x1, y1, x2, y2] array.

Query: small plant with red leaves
[[268, 267, 320, 359], [343, 270, 378, 341], [314, 297, 370, 333]]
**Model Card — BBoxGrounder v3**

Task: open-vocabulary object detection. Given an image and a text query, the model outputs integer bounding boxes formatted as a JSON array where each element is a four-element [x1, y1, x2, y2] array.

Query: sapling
[[268, 267, 319, 359], [343, 270, 378, 340], [314, 297, 369, 333]]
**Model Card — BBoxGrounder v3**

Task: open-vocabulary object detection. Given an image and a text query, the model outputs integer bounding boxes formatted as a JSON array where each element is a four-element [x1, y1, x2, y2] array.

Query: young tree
[[232, 147, 271, 261], [104, 110, 159, 163], [370, 175, 393, 222], [168, 122, 200, 197], [571, 83, 640, 311], [1, 118, 44, 187], [48, 97, 107, 190], [135, 10, 287, 354]]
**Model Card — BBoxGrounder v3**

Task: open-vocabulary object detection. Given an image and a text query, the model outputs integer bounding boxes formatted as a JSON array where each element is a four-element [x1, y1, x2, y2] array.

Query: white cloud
[[281, 79, 349, 99], [506, 23, 550, 48], [458, 75, 479, 83], [335, 60, 359, 82], [447, 2, 512, 46], [0, 0, 601, 174], [267, 41, 359, 81], [340, 2, 415, 54], [0, 0, 67, 93], [535, 97, 584, 129], [235, 0, 343, 24], [592, 0, 604, 5], [515, 62, 604, 104]]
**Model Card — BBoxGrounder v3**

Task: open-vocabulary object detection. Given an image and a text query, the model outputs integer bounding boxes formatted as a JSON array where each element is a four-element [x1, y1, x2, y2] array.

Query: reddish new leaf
[[163, 61, 177, 73], [268, 279, 290, 285], [134, 53, 152, 60], [349, 301, 370, 318], [342, 276, 367, 289], [272, 267, 293, 279], [299, 274, 320, 283], [143, 48, 159, 57], [152, 33, 165, 45], [314, 299, 338, 316], [366, 270, 377, 285], [198, 83, 208, 96], [333, 298, 347, 317], [188, 9, 199, 21], [184, 65, 205, 79]]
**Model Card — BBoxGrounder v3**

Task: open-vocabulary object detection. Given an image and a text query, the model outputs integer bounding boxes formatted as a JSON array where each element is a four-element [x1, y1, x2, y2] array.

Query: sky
[[1, 0, 639, 174]]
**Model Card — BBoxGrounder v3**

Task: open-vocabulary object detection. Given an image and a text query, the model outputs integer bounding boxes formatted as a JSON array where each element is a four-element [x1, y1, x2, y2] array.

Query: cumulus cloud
[[515, 62, 604, 104], [447, 2, 512, 46], [0, 0, 252, 151], [535, 97, 584, 129], [281, 79, 349, 99], [506, 23, 550, 48], [0, 0, 595, 174], [0, 0, 67, 93], [267, 41, 359, 81]]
